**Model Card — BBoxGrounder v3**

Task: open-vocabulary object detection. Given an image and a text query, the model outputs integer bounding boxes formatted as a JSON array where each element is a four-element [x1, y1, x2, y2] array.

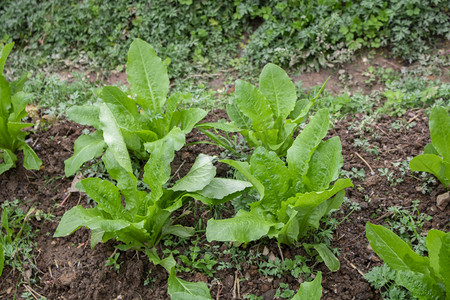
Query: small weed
[[365, 264, 415, 300], [243, 294, 263, 300], [274, 282, 295, 299], [177, 238, 218, 277], [258, 255, 312, 279], [340, 168, 366, 181], [105, 252, 122, 273]]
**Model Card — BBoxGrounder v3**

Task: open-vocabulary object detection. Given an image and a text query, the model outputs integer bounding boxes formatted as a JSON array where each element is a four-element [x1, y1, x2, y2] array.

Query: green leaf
[[292, 271, 322, 300], [305, 136, 343, 191], [168, 269, 212, 300], [171, 154, 216, 192], [234, 80, 274, 131], [220, 159, 265, 199], [67, 105, 101, 129], [249, 147, 291, 211], [0, 42, 14, 74], [99, 103, 133, 173], [19, 143, 42, 170], [366, 223, 430, 274], [53, 206, 130, 238], [409, 154, 449, 188], [127, 38, 169, 113], [196, 178, 252, 200], [197, 121, 241, 133], [0, 238, 4, 276], [0, 75, 11, 120], [81, 178, 126, 219], [9, 92, 32, 122], [144, 127, 185, 154], [427, 230, 450, 293], [102, 86, 140, 118], [64, 131, 106, 177], [102, 149, 142, 213], [311, 244, 340, 272], [206, 209, 279, 243], [0, 148, 16, 175], [170, 108, 207, 134], [259, 63, 296, 120], [287, 109, 329, 178], [226, 100, 252, 129], [429, 106, 450, 161], [395, 270, 445, 300]]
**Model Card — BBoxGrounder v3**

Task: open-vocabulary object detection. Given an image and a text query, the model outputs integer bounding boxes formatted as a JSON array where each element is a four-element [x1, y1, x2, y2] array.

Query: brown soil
[[1, 105, 448, 299]]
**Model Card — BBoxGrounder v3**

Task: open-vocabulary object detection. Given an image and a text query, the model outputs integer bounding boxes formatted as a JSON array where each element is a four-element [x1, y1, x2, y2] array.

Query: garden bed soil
[[0, 108, 448, 300]]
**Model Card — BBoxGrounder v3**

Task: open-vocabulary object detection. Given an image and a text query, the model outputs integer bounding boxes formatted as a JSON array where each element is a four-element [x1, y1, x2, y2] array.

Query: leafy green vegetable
[[56, 133, 249, 298], [291, 272, 322, 300], [0, 42, 42, 174], [409, 106, 450, 189], [64, 39, 207, 176], [198, 63, 328, 157], [206, 109, 352, 270], [366, 223, 449, 299]]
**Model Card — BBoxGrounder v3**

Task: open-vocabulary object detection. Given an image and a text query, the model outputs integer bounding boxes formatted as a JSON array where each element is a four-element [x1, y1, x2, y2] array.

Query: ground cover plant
[[0, 42, 41, 174]]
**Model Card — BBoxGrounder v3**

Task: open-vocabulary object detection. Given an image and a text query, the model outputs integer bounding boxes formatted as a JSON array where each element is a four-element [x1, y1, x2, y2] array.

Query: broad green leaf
[[10, 72, 27, 94], [226, 100, 252, 129], [81, 178, 126, 219], [366, 223, 430, 275], [220, 159, 265, 199], [409, 154, 449, 188], [171, 154, 216, 192], [162, 225, 195, 239], [234, 80, 273, 131], [311, 243, 340, 272], [206, 209, 278, 243], [19, 143, 42, 170], [196, 121, 241, 132], [424, 143, 439, 155], [146, 250, 176, 272], [0, 148, 16, 174], [64, 131, 106, 177], [290, 98, 312, 121], [102, 149, 143, 213], [259, 63, 296, 120], [143, 138, 176, 201], [0, 75, 11, 120], [249, 147, 291, 211], [127, 38, 169, 113], [170, 108, 207, 134], [67, 105, 101, 129], [99, 103, 133, 173], [0, 42, 14, 74], [292, 272, 322, 300], [168, 269, 212, 300], [102, 86, 140, 118], [279, 179, 353, 239], [395, 270, 445, 300], [53, 206, 130, 238], [144, 127, 185, 153], [6, 121, 33, 140], [9, 92, 32, 122], [196, 178, 252, 199], [287, 109, 329, 178], [305, 137, 343, 191], [0, 239, 4, 276], [429, 106, 450, 161], [427, 230, 450, 293]]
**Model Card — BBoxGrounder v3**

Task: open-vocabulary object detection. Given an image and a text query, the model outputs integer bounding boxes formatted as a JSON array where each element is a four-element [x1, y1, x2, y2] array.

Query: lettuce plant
[[366, 223, 449, 300], [409, 106, 450, 189], [198, 63, 327, 157], [0, 43, 42, 174], [206, 109, 353, 270], [64, 38, 207, 177], [55, 132, 250, 298]]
